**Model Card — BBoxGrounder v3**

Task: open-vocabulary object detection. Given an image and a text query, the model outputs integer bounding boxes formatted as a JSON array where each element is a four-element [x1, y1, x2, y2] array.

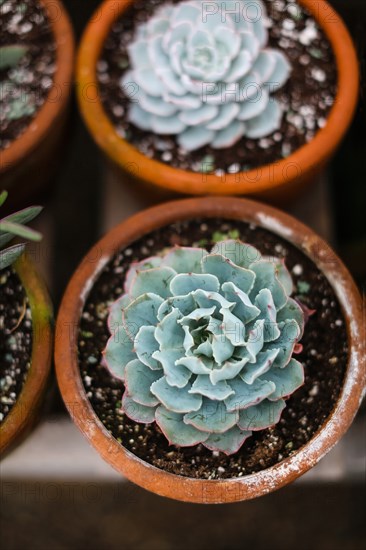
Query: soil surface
[[78, 218, 348, 479], [0, 0, 56, 150], [0, 267, 32, 423], [98, 0, 338, 174]]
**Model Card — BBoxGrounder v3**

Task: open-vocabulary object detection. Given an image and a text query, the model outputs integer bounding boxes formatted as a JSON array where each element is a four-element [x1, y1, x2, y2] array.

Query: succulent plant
[[0, 44, 35, 121], [122, 0, 291, 151], [0, 45, 28, 71], [104, 239, 305, 455], [0, 190, 43, 270]]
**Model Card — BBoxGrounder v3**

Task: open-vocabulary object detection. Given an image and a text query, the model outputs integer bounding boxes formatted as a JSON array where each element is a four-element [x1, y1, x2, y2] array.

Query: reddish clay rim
[[0, 0, 75, 176], [0, 253, 53, 455], [76, 0, 359, 196], [55, 197, 365, 504]]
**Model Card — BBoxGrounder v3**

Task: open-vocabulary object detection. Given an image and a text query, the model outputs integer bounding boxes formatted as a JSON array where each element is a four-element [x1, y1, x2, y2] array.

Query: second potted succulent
[[77, 0, 358, 201], [0, 0, 74, 203], [0, 191, 53, 456], [55, 197, 364, 503]]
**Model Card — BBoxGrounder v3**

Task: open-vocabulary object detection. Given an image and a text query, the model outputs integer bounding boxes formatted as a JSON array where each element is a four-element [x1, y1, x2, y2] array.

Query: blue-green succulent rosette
[[0, 45, 36, 121], [121, 0, 291, 151], [103, 240, 305, 455]]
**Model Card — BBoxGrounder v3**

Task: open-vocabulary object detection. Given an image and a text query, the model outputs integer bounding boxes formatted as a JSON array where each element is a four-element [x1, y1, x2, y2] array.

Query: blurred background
[[1, 1, 365, 549]]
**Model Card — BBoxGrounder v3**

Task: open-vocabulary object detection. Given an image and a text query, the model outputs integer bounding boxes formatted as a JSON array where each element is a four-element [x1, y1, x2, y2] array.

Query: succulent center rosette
[[104, 240, 305, 455], [121, 0, 291, 151]]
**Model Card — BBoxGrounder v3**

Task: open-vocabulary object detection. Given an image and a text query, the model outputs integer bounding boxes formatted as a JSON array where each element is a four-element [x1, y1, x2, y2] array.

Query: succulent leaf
[[151, 377, 202, 413], [124, 359, 161, 406], [0, 243, 25, 270], [104, 325, 135, 381], [0, 192, 43, 270], [134, 325, 161, 370], [0, 45, 28, 70], [122, 392, 156, 423], [104, 239, 306, 454], [122, 0, 291, 150], [184, 399, 238, 434], [238, 398, 286, 431], [204, 426, 252, 455], [156, 406, 209, 447]]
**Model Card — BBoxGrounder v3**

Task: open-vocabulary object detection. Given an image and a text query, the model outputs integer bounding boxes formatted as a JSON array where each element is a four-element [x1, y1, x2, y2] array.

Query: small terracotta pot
[[0, 0, 74, 203], [0, 253, 53, 456], [76, 0, 359, 202], [55, 197, 365, 504]]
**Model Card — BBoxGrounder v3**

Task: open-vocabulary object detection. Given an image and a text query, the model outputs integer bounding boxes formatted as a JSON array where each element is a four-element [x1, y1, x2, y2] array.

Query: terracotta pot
[[0, 0, 75, 203], [76, 0, 359, 203], [0, 253, 53, 456], [55, 197, 365, 504]]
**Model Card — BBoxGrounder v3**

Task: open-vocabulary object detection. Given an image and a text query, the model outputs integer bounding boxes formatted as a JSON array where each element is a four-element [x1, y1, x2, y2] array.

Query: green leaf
[[152, 349, 192, 388], [0, 243, 25, 270], [0, 221, 42, 242], [189, 375, 235, 401], [0, 233, 13, 248], [104, 326, 135, 381], [124, 359, 161, 407], [204, 426, 252, 455], [249, 261, 287, 310], [151, 377, 202, 413], [122, 392, 156, 424], [0, 191, 8, 207], [162, 246, 208, 273], [184, 399, 238, 434], [202, 254, 255, 294], [123, 293, 164, 334], [134, 325, 161, 370], [224, 377, 275, 412], [1, 205, 43, 226], [238, 399, 286, 431], [129, 266, 176, 299], [155, 406, 209, 447], [170, 272, 220, 295], [155, 308, 185, 350], [0, 45, 28, 70], [211, 239, 259, 267], [264, 359, 304, 400], [240, 348, 280, 384]]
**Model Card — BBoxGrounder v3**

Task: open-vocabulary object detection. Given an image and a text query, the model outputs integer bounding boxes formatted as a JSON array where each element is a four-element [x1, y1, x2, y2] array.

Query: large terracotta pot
[[0, 254, 53, 456], [76, 0, 358, 202], [0, 0, 75, 203], [55, 197, 365, 504]]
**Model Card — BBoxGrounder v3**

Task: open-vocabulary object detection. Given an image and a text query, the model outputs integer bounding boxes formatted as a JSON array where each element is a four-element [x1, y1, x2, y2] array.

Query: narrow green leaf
[[0, 233, 13, 248], [0, 244, 25, 270], [1, 205, 43, 225], [0, 191, 8, 207], [0, 221, 42, 242]]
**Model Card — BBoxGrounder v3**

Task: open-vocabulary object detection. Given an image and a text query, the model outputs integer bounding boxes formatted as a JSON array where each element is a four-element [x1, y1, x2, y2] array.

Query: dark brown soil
[[0, 0, 56, 150], [98, 0, 337, 174], [78, 218, 347, 480], [0, 267, 32, 423]]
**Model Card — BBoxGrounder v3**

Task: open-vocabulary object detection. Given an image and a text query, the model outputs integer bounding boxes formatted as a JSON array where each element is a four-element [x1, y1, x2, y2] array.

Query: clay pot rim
[[55, 197, 365, 504], [0, 0, 75, 176], [76, 0, 359, 196], [0, 253, 53, 455]]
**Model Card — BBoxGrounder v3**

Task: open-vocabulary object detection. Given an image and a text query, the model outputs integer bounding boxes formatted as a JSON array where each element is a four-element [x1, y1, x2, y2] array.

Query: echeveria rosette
[[121, 0, 291, 151], [103, 240, 305, 455]]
